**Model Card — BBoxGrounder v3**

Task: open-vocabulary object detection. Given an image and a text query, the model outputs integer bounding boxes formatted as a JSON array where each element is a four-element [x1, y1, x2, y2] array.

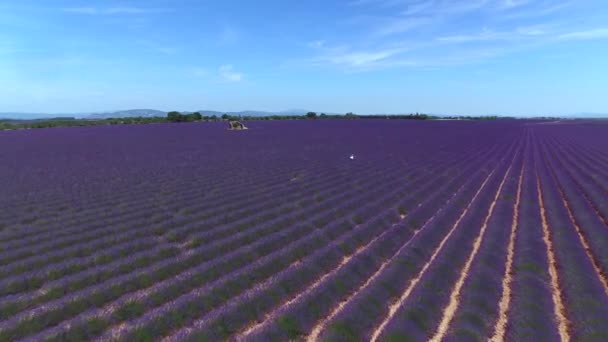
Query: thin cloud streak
[[219, 65, 243, 82], [298, 0, 606, 72], [136, 40, 178, 55], [62, 7, 172, 15], [558, 28, 608, 40]]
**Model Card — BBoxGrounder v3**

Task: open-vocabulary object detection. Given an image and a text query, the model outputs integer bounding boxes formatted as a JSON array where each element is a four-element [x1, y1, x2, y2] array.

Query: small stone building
[[228, 121, 248, 130]]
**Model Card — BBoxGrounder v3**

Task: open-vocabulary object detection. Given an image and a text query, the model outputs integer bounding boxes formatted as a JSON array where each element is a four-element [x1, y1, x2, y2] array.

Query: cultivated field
[[1, 119, 607, 341]]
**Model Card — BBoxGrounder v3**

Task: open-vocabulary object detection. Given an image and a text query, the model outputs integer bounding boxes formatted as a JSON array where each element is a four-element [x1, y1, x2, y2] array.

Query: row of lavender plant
[[38, 136, 502, 342], [439, 134, 525, 341], [0, 156, 311, 251], [505, 132, 560, 341], [542, 134, 608, 220], [541, 136, 608, 276], [0, 152, 356, 268], [0, 161, 389, 322], [19, 166, 409, 341], [0, 156, 417, 340], [0, 135, 328, 239], [203, 139, 511, 342], [110, 167, 472, 341], [534, 135, 608, 341], [0, 160, 367, 287], [372, 136, 522, 341], [316, 137, 520, 341]]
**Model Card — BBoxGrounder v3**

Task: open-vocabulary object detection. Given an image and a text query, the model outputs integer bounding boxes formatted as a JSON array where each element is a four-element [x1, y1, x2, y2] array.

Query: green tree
[[306, 112, 317, 119], [167, 111, 182, 122]]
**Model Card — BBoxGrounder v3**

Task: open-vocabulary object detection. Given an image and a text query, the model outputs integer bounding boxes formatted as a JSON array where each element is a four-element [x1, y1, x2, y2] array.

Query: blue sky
[[1, 0, 607, 116]]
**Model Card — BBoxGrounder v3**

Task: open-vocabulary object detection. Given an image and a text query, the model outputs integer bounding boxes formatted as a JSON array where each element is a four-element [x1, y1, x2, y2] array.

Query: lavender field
[[1, 119, 608, 341]]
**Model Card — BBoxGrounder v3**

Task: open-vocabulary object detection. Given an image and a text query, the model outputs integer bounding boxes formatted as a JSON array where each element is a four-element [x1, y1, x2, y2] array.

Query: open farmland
[[1, 119, 608, 341]]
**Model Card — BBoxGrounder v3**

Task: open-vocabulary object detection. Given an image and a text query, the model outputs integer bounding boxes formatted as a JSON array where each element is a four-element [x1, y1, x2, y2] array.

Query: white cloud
[[219, 65, 243, 82], [297, 0, 603, 71], [307, 40, 326, 48], [307, 44, 415, 70], [500, 0, 531, 9], [220, 26, 238, 45], [62, 7, 170, 15], [136, 40, 177, 55], [558, 28, 608, 40], [438, 30, 506, 42], [63, 7, 98, 14], [516, 24, 551, 36], [192, 67, 208, 77], [373, 17, 431, 36]]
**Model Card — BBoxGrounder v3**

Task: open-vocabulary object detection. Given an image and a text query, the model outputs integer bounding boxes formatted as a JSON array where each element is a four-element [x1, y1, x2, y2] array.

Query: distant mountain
[[561, 112, 608, 118], [280, 109, 309, 115], [196, 109, 311, 117], [87, 109, 314, 119], [15, 109, 602, 120], [0, 112, 72, 120], [87, 109, 167, 119], [1, 109, 336, 120]]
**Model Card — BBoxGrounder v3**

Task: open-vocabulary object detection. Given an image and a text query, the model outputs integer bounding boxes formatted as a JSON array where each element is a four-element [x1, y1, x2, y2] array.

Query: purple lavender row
[[542, 130, 608, 190], [505, 137, 560, 341], [0, 162, 384, 314], [0, 169, 209, 240], [317, 137, 518, 341], [41, 132, 490, 340], [0, 119, 484, 212], [134, 136, 508, 340], [0, 120, 380, 215], [0, 160, 400, 337], [0, 122, 252, 206], [442, 144, 524, 340], [556, 130, 608, 173], [542, 138, 608, 276], [537, 124, 608, 170], [3, 148, 414, 292], [0, 152, 340, 251], [216, 138, 504, 342], [0, 160, 360, 280], [0, 236, 161, 293], [540, 135, 608, 224], [21, 162, 408, 340], [0, 140, 314, 239], [0, 158, 300, 248], [375, 137, 521, 341], [0, 156, 342, 266], [102, 169, 455, 341], [148, 162, 385, 246], [535, 137, 608, 340], [0, 201, 168, 257], [0, 207, 165, 269], [0, 208, 164, 268], [553, 134, 608, 191]]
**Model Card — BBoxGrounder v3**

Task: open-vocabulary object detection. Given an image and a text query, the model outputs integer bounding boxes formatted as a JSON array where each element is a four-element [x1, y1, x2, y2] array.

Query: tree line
[[1, 111, 510, 130]]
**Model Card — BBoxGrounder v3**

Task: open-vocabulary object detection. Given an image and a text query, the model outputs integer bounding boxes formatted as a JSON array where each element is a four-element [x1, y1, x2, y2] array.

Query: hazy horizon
[[1, 0, 607, 116]]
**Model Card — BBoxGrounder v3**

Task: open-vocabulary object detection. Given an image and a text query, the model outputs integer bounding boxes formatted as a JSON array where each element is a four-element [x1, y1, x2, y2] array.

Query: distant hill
[[1, 109, 318, 120], [5, 109, 604, 121], [86, 109, 167, 119], [89, 109, 313, 119], [561, 112, 608, 119], [0, 113, 74, 120], [0, 117, 76, 124], [195, 109, 311, 117]]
